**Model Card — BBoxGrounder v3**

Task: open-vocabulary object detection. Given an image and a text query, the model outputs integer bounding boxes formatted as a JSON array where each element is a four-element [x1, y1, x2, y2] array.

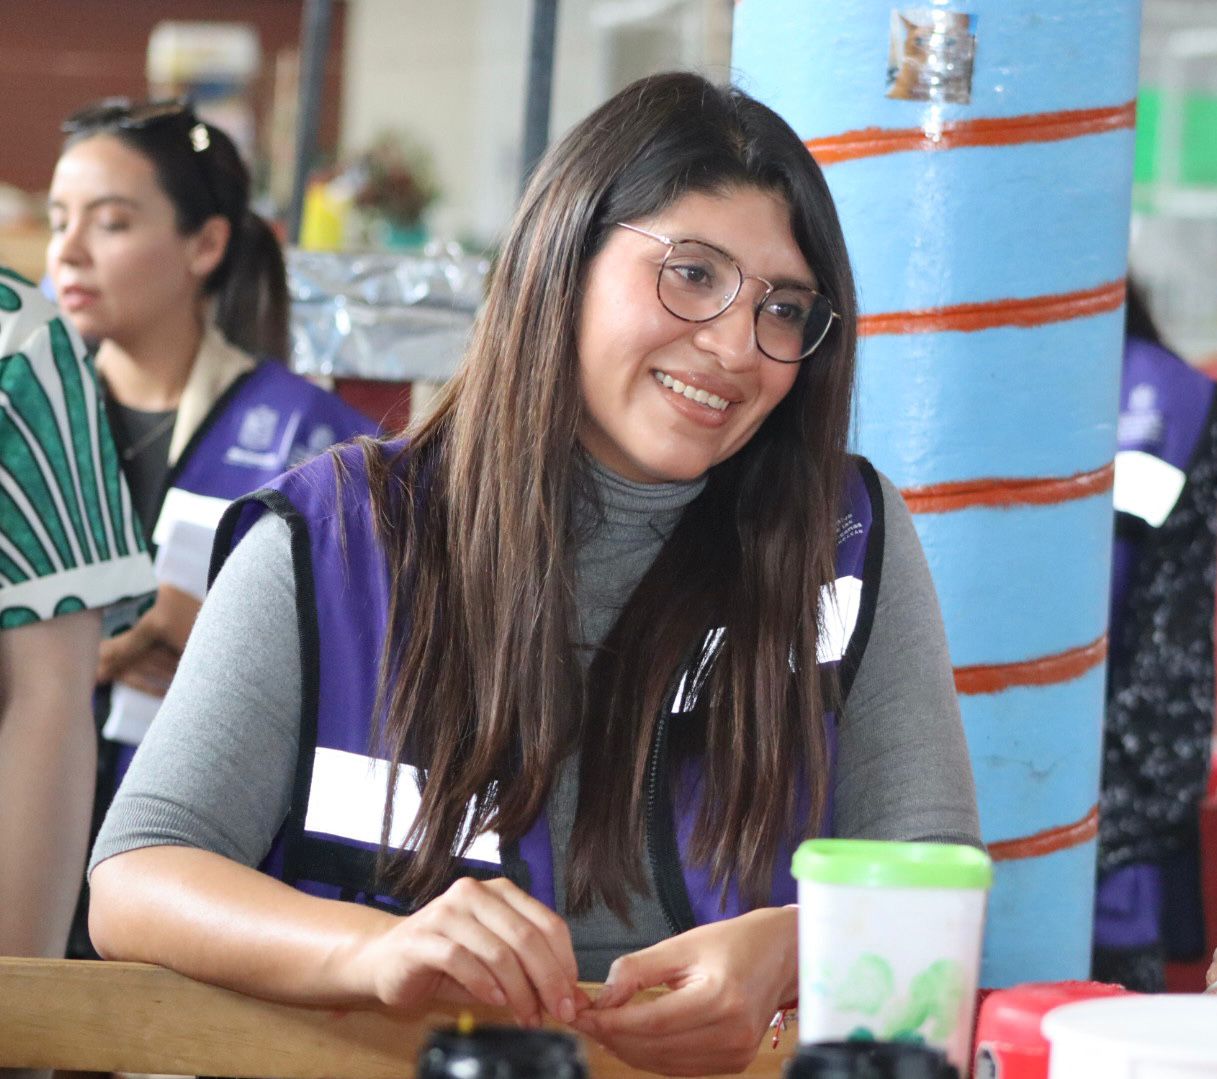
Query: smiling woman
[[86, 74, 980, 1077]]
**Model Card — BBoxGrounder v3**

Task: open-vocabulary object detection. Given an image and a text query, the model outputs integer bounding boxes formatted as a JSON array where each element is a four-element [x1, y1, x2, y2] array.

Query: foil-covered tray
[[287, 246, 488, 381]]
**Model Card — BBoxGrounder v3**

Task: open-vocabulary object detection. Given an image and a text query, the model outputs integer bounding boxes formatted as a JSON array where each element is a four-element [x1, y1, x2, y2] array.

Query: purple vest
[[106, 363, 375, 769], [1109, 337, 1215, 635], [214, 443, 883, 928], [157, 362, 377, 523]]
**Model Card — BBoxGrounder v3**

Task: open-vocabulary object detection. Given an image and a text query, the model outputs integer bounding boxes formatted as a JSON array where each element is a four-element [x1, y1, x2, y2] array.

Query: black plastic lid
[[418, 1026, 587, 1079], [785, 1041, 960, 1079]]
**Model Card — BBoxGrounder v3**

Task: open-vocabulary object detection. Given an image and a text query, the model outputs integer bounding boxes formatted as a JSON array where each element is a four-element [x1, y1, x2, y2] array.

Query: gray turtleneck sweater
[[91, 461, 977, 978]]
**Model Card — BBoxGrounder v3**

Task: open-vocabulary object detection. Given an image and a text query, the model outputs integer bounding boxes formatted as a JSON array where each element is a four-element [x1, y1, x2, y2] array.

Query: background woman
[[1095, 283, 1217, 990], [45, 99, 375, 772], [88, 74, 979, 1075]]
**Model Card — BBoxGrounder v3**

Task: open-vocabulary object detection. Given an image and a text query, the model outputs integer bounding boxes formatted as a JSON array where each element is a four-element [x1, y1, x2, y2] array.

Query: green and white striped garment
[[0, 268, 154, 630]]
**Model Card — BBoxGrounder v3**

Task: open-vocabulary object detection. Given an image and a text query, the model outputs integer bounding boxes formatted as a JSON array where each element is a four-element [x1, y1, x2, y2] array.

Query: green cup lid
[[791, 838, 992, 890]]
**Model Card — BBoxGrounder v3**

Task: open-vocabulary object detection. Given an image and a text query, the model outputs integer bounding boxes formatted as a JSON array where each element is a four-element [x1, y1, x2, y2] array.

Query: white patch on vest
[[151, 487, 230, 548], [304, 746, 501, 865], [817, 575, 863, 664], [670, 576, 863, 713], [1113, 450, 1186, 528]]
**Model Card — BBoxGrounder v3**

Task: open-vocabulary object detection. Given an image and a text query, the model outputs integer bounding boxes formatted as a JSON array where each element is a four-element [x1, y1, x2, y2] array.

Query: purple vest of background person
[[106, 362, 377, 776], [1096, 335, 1217, 959], [213, 442, 883, 927]]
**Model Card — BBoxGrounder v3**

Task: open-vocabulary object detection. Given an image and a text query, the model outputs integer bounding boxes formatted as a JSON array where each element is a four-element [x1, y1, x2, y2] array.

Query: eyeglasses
[[615, 222, 839, 364], [62, 98, 217, 207]]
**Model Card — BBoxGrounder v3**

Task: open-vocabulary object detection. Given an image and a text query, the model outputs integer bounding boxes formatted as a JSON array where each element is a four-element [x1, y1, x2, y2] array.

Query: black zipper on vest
[[644, 697, 697, 936], [645, 706, 680, 936]]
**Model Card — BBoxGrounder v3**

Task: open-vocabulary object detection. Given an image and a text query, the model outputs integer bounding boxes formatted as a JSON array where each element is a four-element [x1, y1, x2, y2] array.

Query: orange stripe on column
[[954, 635, 1107, 695], [859, 279, 1126, 336], [988, 805, 1099, 862], [806, 101, 1136, 165], [902, 462, 1113, 513]]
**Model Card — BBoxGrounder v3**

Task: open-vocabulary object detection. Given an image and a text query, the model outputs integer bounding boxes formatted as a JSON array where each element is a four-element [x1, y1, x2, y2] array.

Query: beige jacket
[[166, 325, 256, 466]]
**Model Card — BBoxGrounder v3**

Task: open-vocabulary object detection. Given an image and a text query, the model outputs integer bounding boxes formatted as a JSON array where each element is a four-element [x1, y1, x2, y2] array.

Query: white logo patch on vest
[[225, 406, 305, 469], [237, 405, 280, 451], [1118, 383, 1164, 447], [304, 746, 501, 865]]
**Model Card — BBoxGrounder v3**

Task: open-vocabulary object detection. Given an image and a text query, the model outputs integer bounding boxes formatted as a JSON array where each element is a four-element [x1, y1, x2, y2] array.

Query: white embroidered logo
[[237, 405, 280, 452]]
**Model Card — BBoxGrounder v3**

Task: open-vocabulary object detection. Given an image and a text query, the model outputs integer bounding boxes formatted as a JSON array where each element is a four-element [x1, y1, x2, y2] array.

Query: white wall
[[341, 0, 732, 249]]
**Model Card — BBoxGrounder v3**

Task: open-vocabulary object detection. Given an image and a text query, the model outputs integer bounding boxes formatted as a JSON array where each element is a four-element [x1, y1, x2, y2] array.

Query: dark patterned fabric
[[1091, 941, 1167, 993], [1098, 398, 1217, 873]]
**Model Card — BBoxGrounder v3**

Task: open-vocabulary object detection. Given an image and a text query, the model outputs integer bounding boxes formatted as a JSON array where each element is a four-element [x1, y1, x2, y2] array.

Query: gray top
[[104, 398, 175, 539], [91, 462, 980, 979], [553, 459, 706, 976]]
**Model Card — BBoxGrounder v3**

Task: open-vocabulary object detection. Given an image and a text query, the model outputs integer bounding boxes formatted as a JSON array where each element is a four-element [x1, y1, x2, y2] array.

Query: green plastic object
[[791, 838, 993, 890], [1135, 88, 1217, 186]]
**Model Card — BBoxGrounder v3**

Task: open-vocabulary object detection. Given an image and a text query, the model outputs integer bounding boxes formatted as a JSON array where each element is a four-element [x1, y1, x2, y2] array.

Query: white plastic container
[[792, 838, 993, 1073], [1043, 995, 1217, 1077]]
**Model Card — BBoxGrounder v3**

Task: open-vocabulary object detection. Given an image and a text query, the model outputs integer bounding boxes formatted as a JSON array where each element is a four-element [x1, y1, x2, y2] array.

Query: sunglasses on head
[[62, 97, 212, 152]]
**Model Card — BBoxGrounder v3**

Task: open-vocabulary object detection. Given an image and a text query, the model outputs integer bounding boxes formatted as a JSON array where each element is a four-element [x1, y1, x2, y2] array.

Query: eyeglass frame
[[614, 221, 840, 364], [61, 97, 219, 213]]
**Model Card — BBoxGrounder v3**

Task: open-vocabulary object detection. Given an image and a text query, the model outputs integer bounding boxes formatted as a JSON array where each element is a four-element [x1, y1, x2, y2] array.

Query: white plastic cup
[[1043, 995, 1217, 1077], [792, 838, 993, 1073]]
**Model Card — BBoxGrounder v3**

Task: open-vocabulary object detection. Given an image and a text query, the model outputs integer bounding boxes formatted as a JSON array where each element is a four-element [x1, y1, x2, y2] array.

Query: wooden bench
[[0, 958, 792, 1078]]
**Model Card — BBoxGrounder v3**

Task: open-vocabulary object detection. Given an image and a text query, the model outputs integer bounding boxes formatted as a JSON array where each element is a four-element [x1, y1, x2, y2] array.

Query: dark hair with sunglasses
[[363, 71, 859, 915], [61, 98, 289, 361]]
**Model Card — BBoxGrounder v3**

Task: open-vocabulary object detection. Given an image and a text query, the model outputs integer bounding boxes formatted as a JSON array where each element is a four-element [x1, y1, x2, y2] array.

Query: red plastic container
[[972, 981, 1134, 1078]]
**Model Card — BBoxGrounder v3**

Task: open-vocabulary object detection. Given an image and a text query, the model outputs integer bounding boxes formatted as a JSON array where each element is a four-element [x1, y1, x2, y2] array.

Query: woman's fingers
[[367, 878, 581, 1026], [379, 928, 509, 1012], [581, 978, 722, 1038], [577, 986, 766, 1076], [96, 626, 145, 682], [443, 905, 546, 1025], [594, 936, 687, 1009], [117, 644, 180, 696], [411, 877, 580, 1025], [578, 911, 795, 1075], [479, 878, 581, 1020]]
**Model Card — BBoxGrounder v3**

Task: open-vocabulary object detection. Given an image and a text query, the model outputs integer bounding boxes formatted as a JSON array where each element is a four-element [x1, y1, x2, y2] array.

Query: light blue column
[[735, 0, 1141, 984]]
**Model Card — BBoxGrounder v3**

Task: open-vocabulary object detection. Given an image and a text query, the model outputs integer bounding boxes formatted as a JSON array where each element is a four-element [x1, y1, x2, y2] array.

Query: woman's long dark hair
[[368, 72, 859, 917], [62, 104, 289, 360]]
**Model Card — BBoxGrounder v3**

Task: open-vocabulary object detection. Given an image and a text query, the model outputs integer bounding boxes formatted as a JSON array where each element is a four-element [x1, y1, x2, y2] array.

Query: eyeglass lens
[[659, 241, 833, 362]]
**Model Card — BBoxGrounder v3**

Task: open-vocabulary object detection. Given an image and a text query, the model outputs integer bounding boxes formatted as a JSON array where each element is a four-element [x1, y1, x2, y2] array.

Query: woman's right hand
[[90, 849, 586, 1024], [348, 876, 585, 1027]]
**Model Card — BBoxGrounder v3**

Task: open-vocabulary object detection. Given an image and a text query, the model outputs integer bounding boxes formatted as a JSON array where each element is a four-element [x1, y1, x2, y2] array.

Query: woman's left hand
[[97, 583, 202, 693], [572, 907, 797, 1076]]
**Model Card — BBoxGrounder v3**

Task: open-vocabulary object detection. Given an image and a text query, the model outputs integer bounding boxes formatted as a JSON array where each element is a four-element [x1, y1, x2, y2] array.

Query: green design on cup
[[832, 954, 894, 1015], [882, 959, 964, 1041], [818, 956, 965, 1044]]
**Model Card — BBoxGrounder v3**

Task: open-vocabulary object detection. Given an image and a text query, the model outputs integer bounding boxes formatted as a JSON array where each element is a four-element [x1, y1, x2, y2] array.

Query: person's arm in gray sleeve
[[833, 471, 982, 847], [90, 512, 302, 874]]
